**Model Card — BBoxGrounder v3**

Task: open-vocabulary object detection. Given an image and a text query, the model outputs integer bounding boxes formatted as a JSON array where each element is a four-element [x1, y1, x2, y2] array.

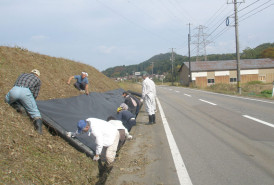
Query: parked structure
[[178, 58, 274, 88]]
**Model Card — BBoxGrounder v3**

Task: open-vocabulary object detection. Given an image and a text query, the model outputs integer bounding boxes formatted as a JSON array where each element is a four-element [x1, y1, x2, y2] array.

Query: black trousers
[[74, 82, 86, 91]]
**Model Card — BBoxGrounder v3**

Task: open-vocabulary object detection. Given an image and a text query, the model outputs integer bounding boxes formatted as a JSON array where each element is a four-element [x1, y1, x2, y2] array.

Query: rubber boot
[[34, 118, 43, 134], [152, 114, 156, 124], [146, 115, 153, 125]]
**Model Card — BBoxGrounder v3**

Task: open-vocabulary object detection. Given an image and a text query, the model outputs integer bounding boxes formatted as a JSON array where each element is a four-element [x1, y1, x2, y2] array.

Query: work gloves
[[127, 135, 133, 140], [93, 155, 100, 161], [66, 131, 77, 138]]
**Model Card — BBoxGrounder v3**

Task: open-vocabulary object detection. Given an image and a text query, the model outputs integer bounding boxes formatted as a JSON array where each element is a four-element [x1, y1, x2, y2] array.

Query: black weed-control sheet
[[37, 88, 125, 156]]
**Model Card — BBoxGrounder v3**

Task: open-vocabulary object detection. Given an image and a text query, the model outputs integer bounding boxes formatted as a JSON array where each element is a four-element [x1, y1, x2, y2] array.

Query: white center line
[[175, 91, 180, 93], [199, 99, 217, 106], [243, 115, 274, 128], [156, 97, 193, 185], [184, 94, 191, 97]]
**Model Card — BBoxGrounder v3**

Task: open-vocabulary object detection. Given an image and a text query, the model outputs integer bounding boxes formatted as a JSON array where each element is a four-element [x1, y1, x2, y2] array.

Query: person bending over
[[5, 69, 43, 134]]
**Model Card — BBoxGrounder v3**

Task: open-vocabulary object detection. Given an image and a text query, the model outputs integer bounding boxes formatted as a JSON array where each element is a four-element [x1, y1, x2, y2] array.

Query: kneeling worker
[[67, 118, 120, 164], [5, 69, 43, 134]]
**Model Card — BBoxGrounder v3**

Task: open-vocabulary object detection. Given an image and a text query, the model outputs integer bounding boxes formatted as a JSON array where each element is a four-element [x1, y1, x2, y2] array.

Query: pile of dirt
[[0, 46, 123, 184]]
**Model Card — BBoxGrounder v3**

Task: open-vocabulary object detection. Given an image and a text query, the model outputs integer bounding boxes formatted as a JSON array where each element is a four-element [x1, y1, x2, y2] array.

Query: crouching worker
[[67, 118, 120, 165], [67, 72, 89, 95], [5, 69, 43, 134], [116, 103, 136, 132], [107, 116, 133, 150]]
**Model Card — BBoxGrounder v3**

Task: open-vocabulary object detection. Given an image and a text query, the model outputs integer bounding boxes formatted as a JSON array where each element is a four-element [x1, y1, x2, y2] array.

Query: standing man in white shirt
[[67, 118, 120, 165], [142, 74, 156, 124]]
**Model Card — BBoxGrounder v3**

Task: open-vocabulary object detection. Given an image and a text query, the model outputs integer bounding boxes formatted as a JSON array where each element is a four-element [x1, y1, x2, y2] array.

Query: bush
[[261, 90, 272, 94], [247, 81, 263, 85]]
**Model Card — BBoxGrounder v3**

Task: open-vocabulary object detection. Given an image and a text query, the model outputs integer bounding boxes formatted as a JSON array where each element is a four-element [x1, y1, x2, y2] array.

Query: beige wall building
[[178, 58, 274, 88]]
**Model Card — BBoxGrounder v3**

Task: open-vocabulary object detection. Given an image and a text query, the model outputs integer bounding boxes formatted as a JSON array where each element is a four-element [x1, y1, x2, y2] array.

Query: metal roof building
[[178, 58, 274, 87]]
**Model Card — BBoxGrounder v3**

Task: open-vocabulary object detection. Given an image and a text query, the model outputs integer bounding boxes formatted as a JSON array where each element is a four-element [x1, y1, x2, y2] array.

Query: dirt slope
[[0, 46, 120, 184]]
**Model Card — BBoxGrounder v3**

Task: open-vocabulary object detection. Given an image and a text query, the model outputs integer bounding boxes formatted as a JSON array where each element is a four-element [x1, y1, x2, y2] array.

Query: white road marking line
[[169, 89, 173, 91], [199, 99, 217, 106], [184, 94, 191, 97], [185, 88, 274, 104], [243, 115, 274, 128], [156, 97, 193, 185], [175, 91, 180, 93]]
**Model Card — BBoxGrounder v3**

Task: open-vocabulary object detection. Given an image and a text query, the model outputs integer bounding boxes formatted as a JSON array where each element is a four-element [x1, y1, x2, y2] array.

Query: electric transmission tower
[[193, 25, 210, 61]]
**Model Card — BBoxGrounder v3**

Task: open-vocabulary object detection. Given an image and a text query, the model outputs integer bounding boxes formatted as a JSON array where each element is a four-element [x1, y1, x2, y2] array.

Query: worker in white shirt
[[142, 75, 156, 124], [67, 118, 120, 164], [107, 116, 133, 149]]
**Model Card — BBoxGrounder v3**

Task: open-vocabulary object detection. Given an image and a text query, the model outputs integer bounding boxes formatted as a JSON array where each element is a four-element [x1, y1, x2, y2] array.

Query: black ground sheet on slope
[[37, 88, 125, 156]]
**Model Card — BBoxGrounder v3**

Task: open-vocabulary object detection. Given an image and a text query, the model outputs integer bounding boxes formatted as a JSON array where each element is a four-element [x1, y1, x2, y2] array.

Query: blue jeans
[[5, 86, 41, 118]]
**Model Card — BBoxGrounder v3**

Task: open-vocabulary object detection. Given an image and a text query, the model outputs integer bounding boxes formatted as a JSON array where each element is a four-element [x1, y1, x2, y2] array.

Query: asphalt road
[[157, 85, 274, 185]]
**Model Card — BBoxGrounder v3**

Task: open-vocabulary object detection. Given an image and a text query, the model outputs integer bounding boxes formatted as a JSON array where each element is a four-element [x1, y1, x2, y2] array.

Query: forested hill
[[102, 42, 274, 78]]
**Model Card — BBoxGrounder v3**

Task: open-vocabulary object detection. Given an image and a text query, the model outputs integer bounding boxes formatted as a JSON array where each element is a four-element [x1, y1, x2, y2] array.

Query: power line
[[239, 0, 273, 19], [205, 6, 234, 34], [205, 0, 271, 43], [156, 0, 187, 23], [126, 0, 186, 42], [204, 3, 227, 27], [95, 0, 184, 47], [166, 0, 190, 22], [238, 0, 261, 13], [239, 2, 274, 22], [205, 0, 262, 34], [210, 27, 231, 43], [173, 0, 195, 22]]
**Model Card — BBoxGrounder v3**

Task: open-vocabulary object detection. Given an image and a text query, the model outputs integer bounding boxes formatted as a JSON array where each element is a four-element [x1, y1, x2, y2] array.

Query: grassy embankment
[[0, 46, 140, 184]]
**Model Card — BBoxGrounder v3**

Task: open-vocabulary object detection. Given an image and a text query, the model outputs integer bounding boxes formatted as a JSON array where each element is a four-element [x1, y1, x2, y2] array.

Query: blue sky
[[1, 0, 273, 71]]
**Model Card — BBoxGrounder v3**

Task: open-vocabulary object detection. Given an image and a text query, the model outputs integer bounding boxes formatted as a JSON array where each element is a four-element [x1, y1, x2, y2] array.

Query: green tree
[[261, 48, 274, 59]]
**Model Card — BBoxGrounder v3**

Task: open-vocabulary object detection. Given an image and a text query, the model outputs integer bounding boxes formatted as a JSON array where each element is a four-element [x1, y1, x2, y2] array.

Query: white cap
[[31, 69, 40, 76], [82, 72, 88, 77]]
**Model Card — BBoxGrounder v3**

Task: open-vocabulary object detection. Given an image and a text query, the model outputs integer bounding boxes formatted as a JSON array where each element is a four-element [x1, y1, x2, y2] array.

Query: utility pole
[[188, 23, 192, 86], [228, 0, 243, 94], [234, 0, 241, 94], [170, 48, 175, 86]]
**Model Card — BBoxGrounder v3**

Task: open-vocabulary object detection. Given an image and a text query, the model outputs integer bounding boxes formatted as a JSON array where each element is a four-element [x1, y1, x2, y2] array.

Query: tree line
[[102, 42, 274, 81]]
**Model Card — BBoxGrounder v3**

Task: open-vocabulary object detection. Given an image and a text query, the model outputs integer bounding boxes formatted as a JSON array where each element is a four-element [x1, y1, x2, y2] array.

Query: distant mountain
[[102, 43, 274, 79]]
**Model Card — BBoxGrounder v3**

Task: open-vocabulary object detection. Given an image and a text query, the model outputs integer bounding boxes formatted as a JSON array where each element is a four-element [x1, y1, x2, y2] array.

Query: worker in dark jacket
[[5, 69, 43, 134], [116, 103, 136, 132], [130, 93, 141, 118], [122, 91, 137, 115]]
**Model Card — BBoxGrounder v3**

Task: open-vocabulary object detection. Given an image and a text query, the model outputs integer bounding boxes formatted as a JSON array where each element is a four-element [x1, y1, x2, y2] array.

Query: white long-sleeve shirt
[[108, 120, 130, 138], [142, 77, 156, 99], [86, 118, 119, 155]]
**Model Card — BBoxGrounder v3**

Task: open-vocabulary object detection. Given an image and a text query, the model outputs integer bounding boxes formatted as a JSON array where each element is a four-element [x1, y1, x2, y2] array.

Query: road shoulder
[[105, 106, 179, 185]]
